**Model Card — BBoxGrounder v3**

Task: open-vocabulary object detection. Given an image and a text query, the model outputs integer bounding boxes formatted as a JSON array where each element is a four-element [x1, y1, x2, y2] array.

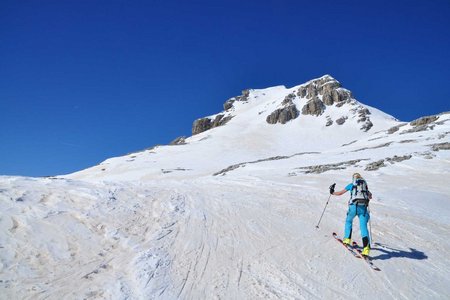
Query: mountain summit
[[192, 75, 395, 136]]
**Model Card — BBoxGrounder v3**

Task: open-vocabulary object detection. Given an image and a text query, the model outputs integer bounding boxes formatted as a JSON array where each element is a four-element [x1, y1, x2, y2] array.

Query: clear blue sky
[[1, 0, 449, 177]]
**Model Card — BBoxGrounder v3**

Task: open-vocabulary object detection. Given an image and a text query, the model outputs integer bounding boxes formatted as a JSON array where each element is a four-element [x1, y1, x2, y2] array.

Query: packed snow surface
[[1, 76, 450, 299]]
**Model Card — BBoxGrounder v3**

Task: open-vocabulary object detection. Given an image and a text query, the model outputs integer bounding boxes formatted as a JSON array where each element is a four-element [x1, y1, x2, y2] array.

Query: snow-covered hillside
[[68, 75, 401, 182], [1, 75, 450, 299]]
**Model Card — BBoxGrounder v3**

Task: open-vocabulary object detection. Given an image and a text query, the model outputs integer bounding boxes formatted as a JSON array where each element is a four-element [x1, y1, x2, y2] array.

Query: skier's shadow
[[369, 242, 428, 261]]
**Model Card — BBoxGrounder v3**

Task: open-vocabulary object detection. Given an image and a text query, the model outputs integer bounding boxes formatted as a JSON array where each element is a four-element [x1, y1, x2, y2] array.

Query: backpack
[[350, 178, 370, 205]]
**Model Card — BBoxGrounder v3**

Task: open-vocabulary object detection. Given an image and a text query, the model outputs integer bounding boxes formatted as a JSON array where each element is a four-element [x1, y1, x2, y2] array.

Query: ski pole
[[315, 194, 331, 229], [316, 183, 335, 229], [368, 206, 373, 246]]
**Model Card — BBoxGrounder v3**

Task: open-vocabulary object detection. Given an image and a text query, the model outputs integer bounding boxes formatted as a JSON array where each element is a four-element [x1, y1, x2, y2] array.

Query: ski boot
[[362, 246, 370, 256]]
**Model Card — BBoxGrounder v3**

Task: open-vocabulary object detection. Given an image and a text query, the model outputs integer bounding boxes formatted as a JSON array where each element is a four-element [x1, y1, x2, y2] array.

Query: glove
[[329, 183, 336, 195]]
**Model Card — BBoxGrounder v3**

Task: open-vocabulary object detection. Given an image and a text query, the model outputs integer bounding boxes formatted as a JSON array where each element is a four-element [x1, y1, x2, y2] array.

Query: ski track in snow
[[1, 173, 449, 299]]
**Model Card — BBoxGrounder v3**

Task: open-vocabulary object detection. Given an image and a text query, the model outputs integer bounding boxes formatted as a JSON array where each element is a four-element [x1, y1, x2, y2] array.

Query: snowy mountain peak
[[192, 75, 394, 135], [298, 73, 340, 88]]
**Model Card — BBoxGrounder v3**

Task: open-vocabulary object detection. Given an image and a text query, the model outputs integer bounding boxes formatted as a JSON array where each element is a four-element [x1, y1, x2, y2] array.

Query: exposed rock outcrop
[[192, 118, 212, 135], [410, 115, 439, 127], [215, 152, 320, 176], [282, 93, 296, 105], [365, 154, 413, 171], [295, 75, 377, 131], [223, 99, 235, 111], [297, 76, 356, 124], [301, 97, 325, 116], [296, 159, 368, 174], [360, 120, 373, 131], [349, 106, 373, 131], [297, 86, 307, 98], [351, 142, 393, 152], [357, 108, 370, 121], [169, 136, 187, 145], [192, 114, 233, 135], [266, 104, 299, 124], [365, 159, 385, 171], [430, 142, 450, 151], [192, 89, 251, 135], [397, 114, 440, 135], [212, 114, 233, 127], [266, 94, 299, 124], [296, 75, 351, 104], [223, 89, 251, 111], [386, 155, 412, 163], [387, 124, 407, 134], [336, 116, 347, 125]]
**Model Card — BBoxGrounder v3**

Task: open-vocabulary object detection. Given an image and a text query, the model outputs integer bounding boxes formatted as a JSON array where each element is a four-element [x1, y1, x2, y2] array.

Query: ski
[[332, 232, 360, 258], [352, 242, 381, 271], [333, 232, 381, 271]]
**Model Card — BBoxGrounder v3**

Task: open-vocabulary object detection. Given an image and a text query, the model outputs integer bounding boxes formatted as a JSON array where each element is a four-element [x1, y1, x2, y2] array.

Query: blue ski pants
[[344, 204, 370, 242]]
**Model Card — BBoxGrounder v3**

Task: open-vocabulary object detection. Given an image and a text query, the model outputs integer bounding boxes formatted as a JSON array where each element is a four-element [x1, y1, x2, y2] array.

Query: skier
[[330, 173, 372, 256]]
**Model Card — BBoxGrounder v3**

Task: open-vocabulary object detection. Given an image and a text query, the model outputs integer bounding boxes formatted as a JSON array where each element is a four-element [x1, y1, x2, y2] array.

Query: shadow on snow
[[370, 242, 428, 261]]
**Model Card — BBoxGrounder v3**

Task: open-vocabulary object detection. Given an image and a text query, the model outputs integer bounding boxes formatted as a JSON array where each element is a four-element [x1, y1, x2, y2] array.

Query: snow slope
[[68, 75, 400, 182], [1, 75, 450, 299]]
